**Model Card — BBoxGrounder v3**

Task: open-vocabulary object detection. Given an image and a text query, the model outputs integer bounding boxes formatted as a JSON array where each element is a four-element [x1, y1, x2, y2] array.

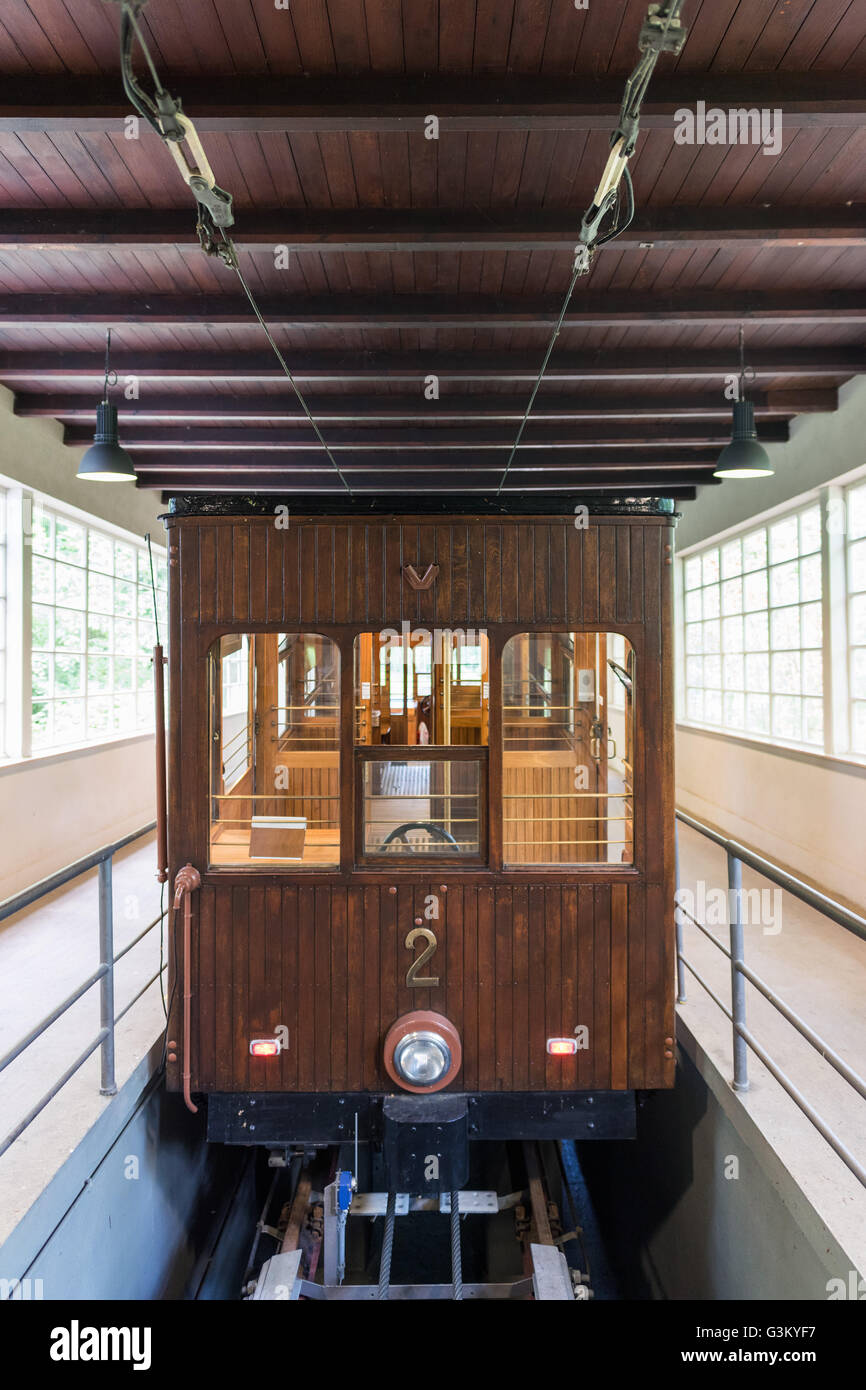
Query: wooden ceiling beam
[[141, 471, 710, 494], [26, 389, 834, 422], [2, 206, 864, 251], [68, 420, 787, 449], [1, 348, 859, 384], [4, 292, 865, 328], [2, 74, 863, 131], [130, 449, 719, 474]]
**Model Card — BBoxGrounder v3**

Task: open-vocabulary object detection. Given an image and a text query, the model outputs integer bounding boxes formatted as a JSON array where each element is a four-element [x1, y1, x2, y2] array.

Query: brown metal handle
[[174, 863, 202, 1114]]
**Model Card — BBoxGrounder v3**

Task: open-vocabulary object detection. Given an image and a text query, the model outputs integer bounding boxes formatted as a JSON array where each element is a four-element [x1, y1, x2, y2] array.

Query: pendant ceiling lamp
[[713, 325, 774, 479], [76, 329, 137, 482]]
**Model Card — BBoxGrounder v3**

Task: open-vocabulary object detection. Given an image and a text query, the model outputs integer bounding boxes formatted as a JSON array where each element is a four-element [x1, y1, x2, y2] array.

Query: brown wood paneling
[[171, 512, 675, 1098]]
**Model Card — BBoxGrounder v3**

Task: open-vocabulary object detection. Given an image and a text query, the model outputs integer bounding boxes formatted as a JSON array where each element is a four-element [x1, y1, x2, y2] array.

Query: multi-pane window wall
[[683, 504, 823, 747], [30, 507, 168, 753], [680, 477, 866, 762], [847, 479, 866, 756]]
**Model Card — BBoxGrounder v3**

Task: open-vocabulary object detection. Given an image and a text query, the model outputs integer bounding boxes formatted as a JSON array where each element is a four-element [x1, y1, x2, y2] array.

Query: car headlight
[[393, 1030, 451, 1087]]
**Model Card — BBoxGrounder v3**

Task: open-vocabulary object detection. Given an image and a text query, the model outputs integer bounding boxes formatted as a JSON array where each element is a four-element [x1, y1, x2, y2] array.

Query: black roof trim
[[163, 492, 680, 519]]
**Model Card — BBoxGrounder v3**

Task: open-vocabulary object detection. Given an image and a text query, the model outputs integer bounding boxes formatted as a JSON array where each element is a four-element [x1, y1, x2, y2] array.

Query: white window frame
[[676, 467, 866, 766]]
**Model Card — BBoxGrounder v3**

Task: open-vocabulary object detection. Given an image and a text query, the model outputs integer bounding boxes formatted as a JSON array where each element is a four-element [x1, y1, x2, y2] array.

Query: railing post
[[674, 818, 686, 1003], [727, 850, 749, 1092], [98, 855, 117, 1097]]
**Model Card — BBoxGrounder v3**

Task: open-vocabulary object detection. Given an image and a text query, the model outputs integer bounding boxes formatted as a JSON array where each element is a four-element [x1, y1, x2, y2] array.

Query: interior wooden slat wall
[[166, 513, 675, 1095]]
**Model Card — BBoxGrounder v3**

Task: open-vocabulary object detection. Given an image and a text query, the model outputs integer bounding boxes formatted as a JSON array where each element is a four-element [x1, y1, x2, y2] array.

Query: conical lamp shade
[[76, 401, 137, 482], [714, 399, 774, 479]]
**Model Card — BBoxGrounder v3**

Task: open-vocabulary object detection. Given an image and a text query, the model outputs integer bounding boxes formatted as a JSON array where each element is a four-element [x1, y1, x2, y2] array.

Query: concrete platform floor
[[675, 819, 866, 1274], [0, 833, 165, 1247]]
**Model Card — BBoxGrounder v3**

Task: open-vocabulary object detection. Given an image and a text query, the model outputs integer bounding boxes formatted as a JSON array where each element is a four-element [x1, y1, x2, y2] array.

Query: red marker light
[[547, 1038, 578, 1056], [249, 1038, 280, 1057]]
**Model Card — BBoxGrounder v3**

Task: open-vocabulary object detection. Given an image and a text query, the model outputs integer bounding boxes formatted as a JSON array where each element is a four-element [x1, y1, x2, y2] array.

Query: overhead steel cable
[[218, 229, 353, 495], [496, 0, 687, 497], [114, 0, 352, 495]]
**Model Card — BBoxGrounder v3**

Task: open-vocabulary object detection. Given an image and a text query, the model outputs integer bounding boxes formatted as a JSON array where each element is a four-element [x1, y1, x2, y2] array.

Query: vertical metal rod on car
[[450, 1193, 463, 1301], [727, 851, 749, 1092], [674, 820, 686, 1003], [377, 1191, 396, 1300], [98, 855, 117, 1096]]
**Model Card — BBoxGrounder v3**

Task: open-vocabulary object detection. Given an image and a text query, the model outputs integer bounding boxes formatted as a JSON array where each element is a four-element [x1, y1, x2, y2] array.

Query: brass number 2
[[405, 927, 439, 988]]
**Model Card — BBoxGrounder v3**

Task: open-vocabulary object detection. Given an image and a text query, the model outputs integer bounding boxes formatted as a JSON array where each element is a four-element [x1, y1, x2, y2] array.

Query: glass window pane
[[703, 655, 721, 689], [702, 620, 720, 654], [744, 611, 768, 652], [32, 511, 53, 557], [849, 539, 866, 594], [743, 529, 767, 572], [801, 602, 822, 648], [799, 506, 821, 555], [88, 655, 111, 691], [54, 654, 82, 694], [745, 693, 770, 734], [723, 655, 744, 691], [770, 606, 800, 650], [32, 605, 53, 649], [799, 552, 822, 601], [87, 617, 112, 652], [702, 584, 720, 619], [114, 580, 136, 617], [802, 649, 823, 696], [55, 519, 86, 565], [33, 556, 54, 601], [685, 590, 701, 622], [769, 560, 799, 608], [55, 562, 86, 610], [32, 653, 51, 699], [88, 531, 114, 575], [771, 651, 800, 694], [704, 690, 722, 725], [364, 760, 480, 857], [745, 653, 769, 692], [772, 695, 801, 742], [743, 569, 768, 612], [114, 542, 136, 579], [847, 484, 866, 541], [684, 556, 702, 590], [210, 633, 340, 868], [769, 515, 799, 564], [722, 616, 743, 653], [502, 632, 634, 866], [56, 610, 85, 650], [685, 623, 703, 654], [55, 699, 85, 742], [721, 540, 742, 578], [686, 656, 703, 687], [803, 699, 823, 746], [701, 550, 720, 585], [721, 577, 742, 614], [724, 692, 745, 729]]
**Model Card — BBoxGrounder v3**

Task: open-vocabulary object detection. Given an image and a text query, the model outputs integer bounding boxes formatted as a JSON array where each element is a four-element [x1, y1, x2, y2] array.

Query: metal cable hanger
[[114, 0, 353, 496], [496, 0, 688, 497]]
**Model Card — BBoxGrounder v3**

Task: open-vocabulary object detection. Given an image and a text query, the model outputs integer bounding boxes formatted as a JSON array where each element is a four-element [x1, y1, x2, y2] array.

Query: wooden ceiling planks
[[0, 0, 863, 497]]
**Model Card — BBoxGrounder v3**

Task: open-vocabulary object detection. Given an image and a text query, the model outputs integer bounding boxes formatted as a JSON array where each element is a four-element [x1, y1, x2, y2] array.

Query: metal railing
[[0, 823, 166, 1161], [675, 808, 866, 1189]]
